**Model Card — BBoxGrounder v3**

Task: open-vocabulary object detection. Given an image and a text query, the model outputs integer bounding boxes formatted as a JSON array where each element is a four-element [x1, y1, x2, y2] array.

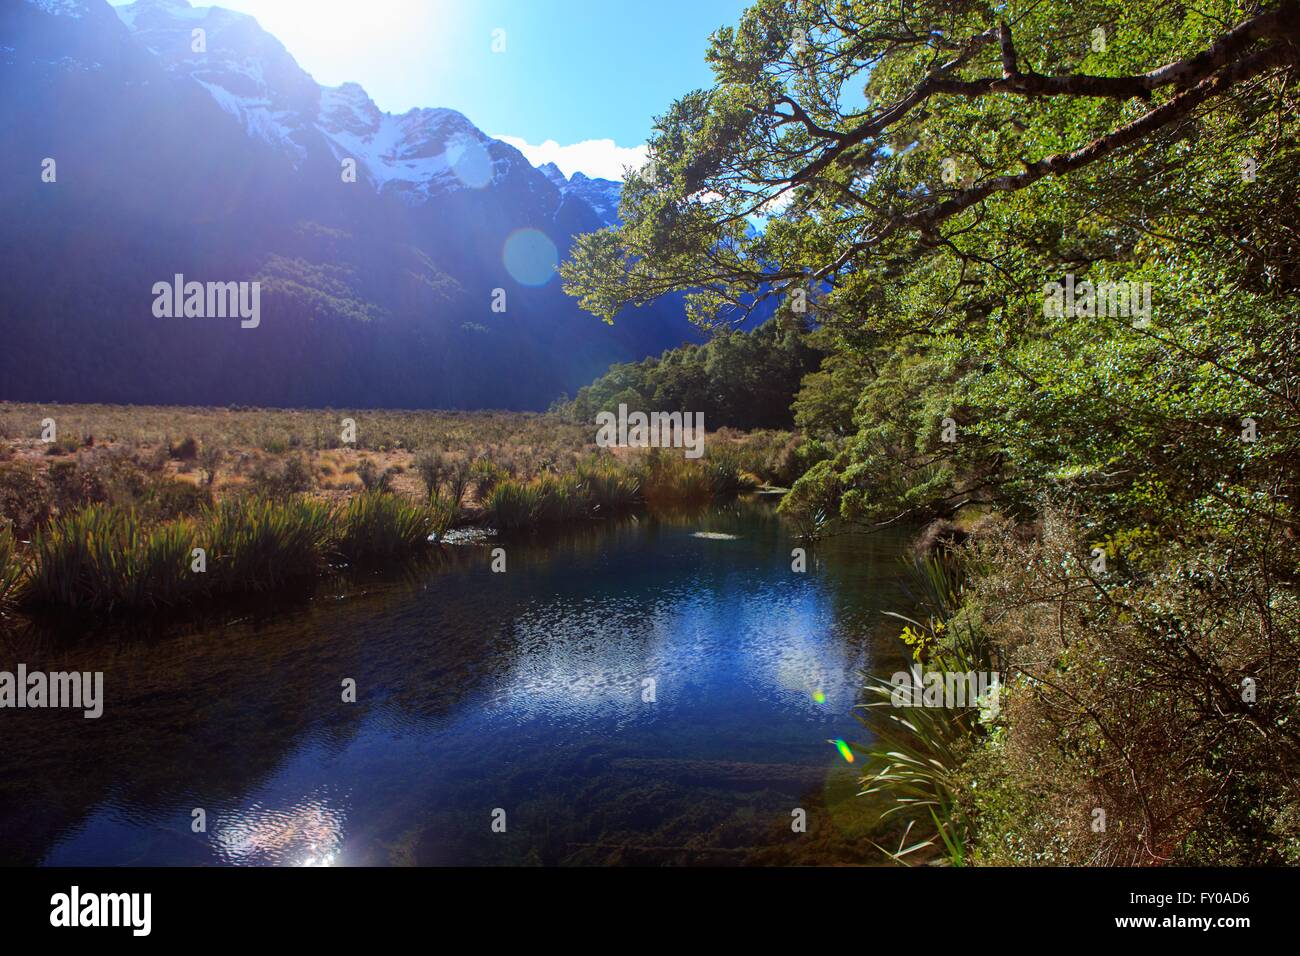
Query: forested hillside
[[556, 317, 823, 430]]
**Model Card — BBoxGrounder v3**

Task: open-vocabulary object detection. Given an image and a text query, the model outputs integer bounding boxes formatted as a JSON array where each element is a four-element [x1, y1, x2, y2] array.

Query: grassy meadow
[[0, 402, 797, 615]]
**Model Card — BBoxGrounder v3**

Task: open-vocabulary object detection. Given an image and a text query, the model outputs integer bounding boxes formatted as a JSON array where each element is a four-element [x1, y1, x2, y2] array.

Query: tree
[[563, 0, 1300, 531], [563, 0, 1300, 864]]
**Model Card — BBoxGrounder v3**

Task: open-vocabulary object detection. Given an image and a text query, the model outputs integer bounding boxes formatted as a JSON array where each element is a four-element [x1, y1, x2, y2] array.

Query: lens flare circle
[[502, 228, 559, 287]]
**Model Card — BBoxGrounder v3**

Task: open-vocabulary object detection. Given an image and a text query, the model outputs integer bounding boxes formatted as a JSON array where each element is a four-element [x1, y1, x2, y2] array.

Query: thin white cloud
[[492, 135, 649, 182]]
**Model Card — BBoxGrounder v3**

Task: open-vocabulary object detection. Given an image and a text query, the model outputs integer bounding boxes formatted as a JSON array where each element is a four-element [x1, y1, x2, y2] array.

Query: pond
[[0, 497, 914, 866]]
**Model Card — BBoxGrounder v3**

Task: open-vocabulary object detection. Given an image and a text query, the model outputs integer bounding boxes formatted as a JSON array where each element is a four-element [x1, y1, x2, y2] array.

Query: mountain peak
[[538, 162, 568, 188]]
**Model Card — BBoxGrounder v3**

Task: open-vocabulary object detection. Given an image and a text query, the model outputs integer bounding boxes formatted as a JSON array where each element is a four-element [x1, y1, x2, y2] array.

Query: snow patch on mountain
[[24, 0, 89, 18], [108, 0, 608, 214], [115, 0, 321, 163], [536, 163, 622, 224], [538, 162, 568, 189], [317, 88, 519, 199]]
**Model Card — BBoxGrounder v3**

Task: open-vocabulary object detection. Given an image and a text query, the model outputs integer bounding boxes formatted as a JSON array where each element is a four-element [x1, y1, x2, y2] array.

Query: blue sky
[[111, 0, 747, 179]]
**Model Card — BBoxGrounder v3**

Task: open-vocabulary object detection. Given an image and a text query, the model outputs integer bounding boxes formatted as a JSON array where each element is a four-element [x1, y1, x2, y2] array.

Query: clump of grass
[[858, 556, 994, 866], [25, 506, 111, 608], [16, 492, 457, 612], [483, 480, 543, 532], [444, 459, 471, 509], [638, 451, 714, 505], [336, 491, 437, 564], [24, 505, 195, 610], [44, 435, 81, 456], [576, 457, 641, 514], [0, 525, 23, 611], [534, 473, 587, 523], [427, 492, 459, 541], [202, 496, 334, 592], [704, 447, 759, 496], [97, 516, 196, 610]]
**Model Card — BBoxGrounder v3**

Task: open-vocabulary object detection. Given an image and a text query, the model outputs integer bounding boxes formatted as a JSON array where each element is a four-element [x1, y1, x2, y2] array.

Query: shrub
[[356, 457, 390, 492], [199, 443, 223, 486], [146, 480, 213, 522], [0, 461, 53, 539], [48, 458, 107, 514], [169, 436, 199, 460], [470, 458, 509, 500], [961, 510, 1300, 865], [415, 450, 447, 496], [247, 455, 315, 497]]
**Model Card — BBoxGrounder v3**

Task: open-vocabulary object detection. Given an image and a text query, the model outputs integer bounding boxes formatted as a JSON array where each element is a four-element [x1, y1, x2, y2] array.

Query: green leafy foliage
[[556, 318, 823, 430], [563, 0, 1300, 863]]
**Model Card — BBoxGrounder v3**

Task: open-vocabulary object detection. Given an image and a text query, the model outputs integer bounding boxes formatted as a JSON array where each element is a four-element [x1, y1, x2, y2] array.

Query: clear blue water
[[0, 498, 911, 865]]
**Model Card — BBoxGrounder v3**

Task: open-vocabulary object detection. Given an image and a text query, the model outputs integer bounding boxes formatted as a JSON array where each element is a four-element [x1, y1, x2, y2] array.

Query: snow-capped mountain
[[539, 163, 623, 223], [0, 0, 698, 409], [108, 0, 626, 218], [111, 0, 559, 204]]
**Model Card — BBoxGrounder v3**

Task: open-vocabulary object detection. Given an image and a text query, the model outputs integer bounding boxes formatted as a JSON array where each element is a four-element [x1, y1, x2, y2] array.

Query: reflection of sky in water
[[19, 504, 906, 866], [214, 795, 346, 867]]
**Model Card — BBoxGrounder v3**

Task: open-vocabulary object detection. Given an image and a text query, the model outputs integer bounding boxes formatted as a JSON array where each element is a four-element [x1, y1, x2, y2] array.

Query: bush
[[199, 443, 223, 486], [414, 450, 446, 496], [247, 455, 315, 497], [0, 461, 53, 539], [470, 459, 509, 500], [356, 457, 392, 493], [48, 458, 107, 514], [960, 510, 1300, 865], [146, 480, 213, 522], [168, 436, 199, 461]]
